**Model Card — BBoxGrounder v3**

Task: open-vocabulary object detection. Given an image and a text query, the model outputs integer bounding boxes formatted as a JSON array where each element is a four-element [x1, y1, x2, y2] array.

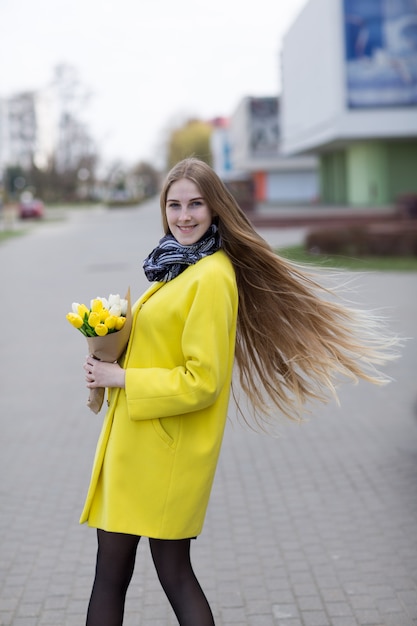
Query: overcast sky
[[0, 0, 308, 167]]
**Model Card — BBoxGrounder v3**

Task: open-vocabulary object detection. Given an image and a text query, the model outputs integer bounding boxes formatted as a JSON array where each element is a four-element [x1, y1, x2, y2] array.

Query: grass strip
[[0, 230, 25, 244], [277, 245, 417, 272]]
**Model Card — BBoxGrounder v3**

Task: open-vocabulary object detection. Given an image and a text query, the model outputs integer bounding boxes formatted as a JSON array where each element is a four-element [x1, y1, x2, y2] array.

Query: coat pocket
[[151, 418, 176, 448]]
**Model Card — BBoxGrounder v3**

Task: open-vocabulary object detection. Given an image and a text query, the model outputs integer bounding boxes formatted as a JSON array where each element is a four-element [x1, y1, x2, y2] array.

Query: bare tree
[[49, 63, 98, 200]]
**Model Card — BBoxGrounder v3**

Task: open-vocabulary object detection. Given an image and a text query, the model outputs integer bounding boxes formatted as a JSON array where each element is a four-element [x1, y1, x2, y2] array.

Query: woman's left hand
[[84, 356, 126, 389]]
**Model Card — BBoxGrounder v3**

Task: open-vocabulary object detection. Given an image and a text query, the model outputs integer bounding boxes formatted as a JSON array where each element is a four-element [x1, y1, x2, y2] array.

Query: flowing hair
[[160, 158, 400, 429]]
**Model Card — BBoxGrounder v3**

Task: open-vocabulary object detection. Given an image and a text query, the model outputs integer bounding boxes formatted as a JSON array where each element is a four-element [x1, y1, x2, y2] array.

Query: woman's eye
[[191, 201, 202, 207]]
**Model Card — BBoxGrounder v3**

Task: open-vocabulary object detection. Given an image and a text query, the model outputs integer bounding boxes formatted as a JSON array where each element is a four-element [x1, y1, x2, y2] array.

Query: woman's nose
[[179, 206, 191, 221]]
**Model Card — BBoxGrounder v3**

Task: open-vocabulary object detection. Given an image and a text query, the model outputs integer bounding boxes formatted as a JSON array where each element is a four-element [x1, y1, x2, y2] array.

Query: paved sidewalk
[[0, 200, 416, 626]]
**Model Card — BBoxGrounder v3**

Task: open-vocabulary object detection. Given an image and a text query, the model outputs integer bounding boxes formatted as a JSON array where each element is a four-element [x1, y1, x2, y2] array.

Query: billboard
[[249, 97, 279, 157], [343, 0, 417, 107]]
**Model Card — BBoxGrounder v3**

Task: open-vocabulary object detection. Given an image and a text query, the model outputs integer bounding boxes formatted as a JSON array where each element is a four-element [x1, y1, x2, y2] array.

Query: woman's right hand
[[84, 356, 126, 389]]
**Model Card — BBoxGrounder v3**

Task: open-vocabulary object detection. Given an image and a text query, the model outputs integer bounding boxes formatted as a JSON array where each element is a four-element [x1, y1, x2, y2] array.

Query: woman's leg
[[86, 529, 140, 626], [149, 538, 215, 626]]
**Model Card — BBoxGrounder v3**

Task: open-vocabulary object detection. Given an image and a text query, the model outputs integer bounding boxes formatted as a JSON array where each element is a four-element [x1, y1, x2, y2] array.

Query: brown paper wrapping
[[85, 288, 132, 414]]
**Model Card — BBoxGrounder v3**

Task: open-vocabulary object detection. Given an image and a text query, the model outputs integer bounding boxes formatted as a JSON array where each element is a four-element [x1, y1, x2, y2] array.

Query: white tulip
[[72, 302, 80, 314], [120, 298, 128, 316], [109, 304, 122, 317], [108, 294, 120, 308]]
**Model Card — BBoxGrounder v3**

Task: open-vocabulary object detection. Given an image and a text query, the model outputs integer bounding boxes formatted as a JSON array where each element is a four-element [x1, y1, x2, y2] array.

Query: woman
[[81, 158, 397, 625]]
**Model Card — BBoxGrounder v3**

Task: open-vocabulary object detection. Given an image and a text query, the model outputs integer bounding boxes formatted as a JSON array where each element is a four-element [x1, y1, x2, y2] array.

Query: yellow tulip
[[115, 316, 126, 330], [66, 312, 84, 329], [105, 315, 117, 330], [95, 323, 108, 336], [88, 311, 100, 328], [91, 299, 104, 313], [100, 308, 110, 322], [77, 303, 89, 319]]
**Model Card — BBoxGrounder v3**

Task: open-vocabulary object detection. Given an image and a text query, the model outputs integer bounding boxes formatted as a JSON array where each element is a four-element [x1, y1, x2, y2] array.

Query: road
[[0, 199, 416, 625]]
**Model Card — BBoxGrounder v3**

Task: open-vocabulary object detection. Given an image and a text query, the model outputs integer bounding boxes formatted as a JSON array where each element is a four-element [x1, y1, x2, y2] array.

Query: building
[[0, 89, 57, 173], [281, 0, 417, 207], [212, 97, 319, 208]]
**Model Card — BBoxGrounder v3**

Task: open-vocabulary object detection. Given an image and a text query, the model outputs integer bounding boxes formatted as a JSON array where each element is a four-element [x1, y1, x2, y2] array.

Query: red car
[[19, 198, 45, 219]]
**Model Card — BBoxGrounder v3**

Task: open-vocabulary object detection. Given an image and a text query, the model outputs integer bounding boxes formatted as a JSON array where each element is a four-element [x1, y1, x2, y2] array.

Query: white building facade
[[0, 89, 58, 173], [281, 0, 417, 206]]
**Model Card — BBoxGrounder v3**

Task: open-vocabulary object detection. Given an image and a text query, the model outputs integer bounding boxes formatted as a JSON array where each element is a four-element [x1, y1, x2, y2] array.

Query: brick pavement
[[0, 201, 416, 625]]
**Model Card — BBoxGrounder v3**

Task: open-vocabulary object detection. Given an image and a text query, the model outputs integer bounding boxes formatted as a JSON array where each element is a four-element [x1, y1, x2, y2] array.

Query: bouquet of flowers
[[66, 289, 132, 413]]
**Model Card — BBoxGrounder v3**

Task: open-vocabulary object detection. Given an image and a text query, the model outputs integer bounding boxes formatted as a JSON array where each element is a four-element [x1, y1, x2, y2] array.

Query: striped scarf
[[143, 224, 221, 282]]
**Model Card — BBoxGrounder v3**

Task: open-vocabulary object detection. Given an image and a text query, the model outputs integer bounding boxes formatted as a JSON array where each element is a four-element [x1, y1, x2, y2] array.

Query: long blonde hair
[[160, 158, 399, 428]]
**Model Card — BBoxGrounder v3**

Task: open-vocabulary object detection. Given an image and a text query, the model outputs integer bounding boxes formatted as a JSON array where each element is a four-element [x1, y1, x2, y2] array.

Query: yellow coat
[[80, 250, 238, 539]]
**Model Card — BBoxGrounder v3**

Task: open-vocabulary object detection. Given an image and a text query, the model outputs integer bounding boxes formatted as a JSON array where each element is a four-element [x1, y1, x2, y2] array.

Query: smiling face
[[165, 178, 213, 245]]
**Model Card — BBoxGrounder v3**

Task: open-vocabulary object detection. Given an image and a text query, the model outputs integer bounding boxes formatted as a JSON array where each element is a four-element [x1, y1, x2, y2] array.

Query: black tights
[[86, 529, 215, 626]]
